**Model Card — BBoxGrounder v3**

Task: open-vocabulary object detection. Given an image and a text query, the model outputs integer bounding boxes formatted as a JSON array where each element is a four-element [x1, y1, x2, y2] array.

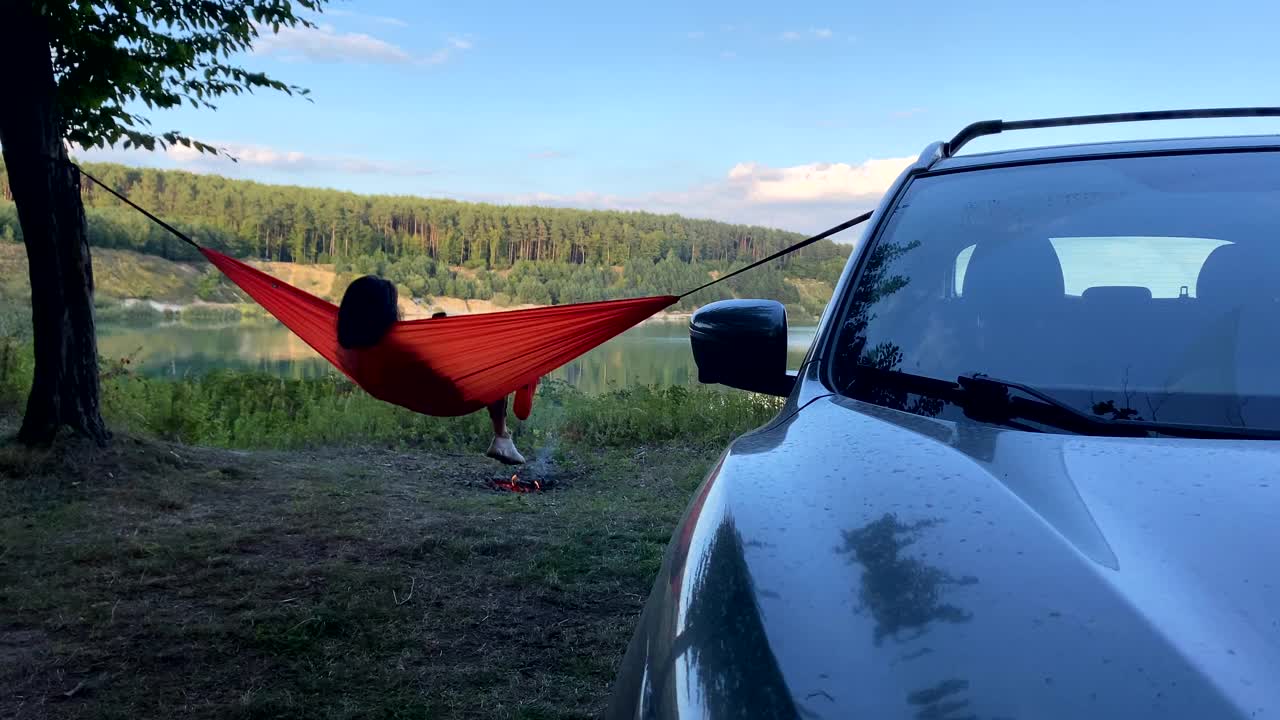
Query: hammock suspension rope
[[69, 161, 873, 418]]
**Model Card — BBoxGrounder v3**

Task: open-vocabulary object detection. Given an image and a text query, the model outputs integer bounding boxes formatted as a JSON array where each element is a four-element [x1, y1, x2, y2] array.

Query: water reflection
[[839, 514, 989, 719], [678, 517, 802, 719], [97, 321, 818, 393], [839, 513, 976, 645], [907, 678, 977, 720], [832, 240, 943, 418]]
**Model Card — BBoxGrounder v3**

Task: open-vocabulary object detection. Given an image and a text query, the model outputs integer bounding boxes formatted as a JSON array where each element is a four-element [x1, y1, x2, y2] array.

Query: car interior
[[854, 210, 1280, 417]]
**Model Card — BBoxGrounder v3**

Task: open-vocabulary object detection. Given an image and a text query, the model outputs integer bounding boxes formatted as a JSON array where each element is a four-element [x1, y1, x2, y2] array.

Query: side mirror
[[690, 299, 795, 397]]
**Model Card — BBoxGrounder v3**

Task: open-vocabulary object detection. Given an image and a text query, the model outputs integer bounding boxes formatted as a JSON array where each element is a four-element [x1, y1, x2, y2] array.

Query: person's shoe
[[486, 435, 526, 465]]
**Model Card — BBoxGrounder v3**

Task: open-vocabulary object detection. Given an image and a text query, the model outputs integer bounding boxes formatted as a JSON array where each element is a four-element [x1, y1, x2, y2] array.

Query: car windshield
[[830, 149, 1280, 433]]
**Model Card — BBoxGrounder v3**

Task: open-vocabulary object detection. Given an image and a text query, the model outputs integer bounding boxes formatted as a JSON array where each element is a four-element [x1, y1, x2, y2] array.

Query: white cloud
[[686, 31, 706, 39], [727, 157, 913, 203], [254, 24, 411, 63], [782, 28, 835, 41], [180, 142, 430, 176], [482, 156, 912, 235], [720, 50, 738, 59], [527, 150, 566, 160], [253, 24, 470, 66], [75, 141, 429, 177], [324, 8, 409, 27], [423, 37, 473, 65]]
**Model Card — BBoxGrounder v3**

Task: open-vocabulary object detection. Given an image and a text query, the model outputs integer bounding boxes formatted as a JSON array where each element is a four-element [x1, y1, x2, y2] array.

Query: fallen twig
[[62, 672, 107, 699], [394, 577, 416, 606]]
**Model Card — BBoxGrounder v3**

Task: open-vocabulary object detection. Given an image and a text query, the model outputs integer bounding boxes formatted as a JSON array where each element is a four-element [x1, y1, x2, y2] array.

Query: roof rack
[[942, 107, 1280, 157]]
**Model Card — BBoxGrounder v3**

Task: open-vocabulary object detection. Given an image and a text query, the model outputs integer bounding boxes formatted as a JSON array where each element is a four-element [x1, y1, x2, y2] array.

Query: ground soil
[[0, 422, 712, 719]]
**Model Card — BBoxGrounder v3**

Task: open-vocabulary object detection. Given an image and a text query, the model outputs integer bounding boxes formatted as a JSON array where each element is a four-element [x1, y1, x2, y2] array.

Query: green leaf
[[46, 0, 325, 153]]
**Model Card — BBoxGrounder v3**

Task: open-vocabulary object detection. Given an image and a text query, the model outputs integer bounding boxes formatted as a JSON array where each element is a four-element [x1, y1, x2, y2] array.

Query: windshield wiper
[[850, 366, 1280, 440], [952, 372, 1129, 436]]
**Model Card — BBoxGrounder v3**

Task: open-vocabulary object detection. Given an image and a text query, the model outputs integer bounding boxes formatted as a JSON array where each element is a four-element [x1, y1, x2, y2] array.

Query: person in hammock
[[336, 276, 526, 465]]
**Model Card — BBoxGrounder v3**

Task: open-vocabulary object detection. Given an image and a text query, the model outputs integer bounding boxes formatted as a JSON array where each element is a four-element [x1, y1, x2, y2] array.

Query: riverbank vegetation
[[0, 322, 779, 453]]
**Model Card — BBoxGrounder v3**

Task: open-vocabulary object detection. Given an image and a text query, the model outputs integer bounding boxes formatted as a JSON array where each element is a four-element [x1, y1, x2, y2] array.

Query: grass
[[0, 305, 779, 455], [52, 356, 774, 453], [0, 415, 724, 719], [0, 330, 782, 718]]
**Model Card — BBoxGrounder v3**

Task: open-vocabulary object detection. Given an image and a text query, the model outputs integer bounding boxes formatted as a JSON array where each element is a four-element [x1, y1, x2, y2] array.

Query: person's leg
[[433, 309, 522, 463], [487, 395, 509, 438], [513, 379, 537, 421], [485, 395, 525, 465]]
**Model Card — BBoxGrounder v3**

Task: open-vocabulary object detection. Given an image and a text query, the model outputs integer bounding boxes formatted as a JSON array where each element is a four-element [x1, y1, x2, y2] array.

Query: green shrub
[[96, 301, 167, 326], [179, 304, 243, 325], [0, 305, 31, 341], [784, 303, 817, 325], [96, 372, 778, 451], [0, 331, 780, 451], [238, 304, 275, 325], [194, 269, 233, 301], [0, 337, 32, 410], [556, 384, 781, 447]]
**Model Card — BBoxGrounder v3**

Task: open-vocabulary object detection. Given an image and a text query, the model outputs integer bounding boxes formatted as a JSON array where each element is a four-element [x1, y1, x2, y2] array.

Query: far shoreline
[[114, 296, 700, 324]]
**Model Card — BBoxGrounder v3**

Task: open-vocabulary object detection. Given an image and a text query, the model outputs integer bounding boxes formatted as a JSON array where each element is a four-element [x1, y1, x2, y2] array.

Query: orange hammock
[[77, 163, 869, 420], [202, 248, 676, 419]]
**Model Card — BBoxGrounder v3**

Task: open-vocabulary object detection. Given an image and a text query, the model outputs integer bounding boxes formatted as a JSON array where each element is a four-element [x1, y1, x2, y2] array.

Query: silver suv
[[608, 109, 1280, 720]]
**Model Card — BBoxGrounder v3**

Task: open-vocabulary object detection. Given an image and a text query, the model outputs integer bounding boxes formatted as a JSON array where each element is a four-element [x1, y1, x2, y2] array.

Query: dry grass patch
[[0, 426, 714, 719]]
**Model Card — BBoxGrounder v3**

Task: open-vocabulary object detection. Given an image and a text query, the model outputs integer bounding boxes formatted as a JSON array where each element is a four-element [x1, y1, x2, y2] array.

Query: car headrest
[[1196, 243, 1276, 304], [1081, 286, 1152, 303], [963, 238, 1065, 308]]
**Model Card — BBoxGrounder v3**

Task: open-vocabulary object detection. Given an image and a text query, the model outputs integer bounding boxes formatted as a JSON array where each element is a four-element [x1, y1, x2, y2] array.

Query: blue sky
[[77, 0, 1280, 235]]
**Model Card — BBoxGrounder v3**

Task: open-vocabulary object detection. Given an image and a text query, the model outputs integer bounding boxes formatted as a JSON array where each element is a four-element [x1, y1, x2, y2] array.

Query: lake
[[97, 320, 820, 394]]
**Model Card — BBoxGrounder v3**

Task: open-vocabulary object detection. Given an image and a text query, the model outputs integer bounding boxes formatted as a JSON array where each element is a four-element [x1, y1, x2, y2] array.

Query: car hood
[[621, 395, 1280, 719]]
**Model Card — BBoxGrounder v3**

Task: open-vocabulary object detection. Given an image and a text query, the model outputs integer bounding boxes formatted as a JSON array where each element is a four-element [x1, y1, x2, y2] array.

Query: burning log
[[489, 473, 547, 493]]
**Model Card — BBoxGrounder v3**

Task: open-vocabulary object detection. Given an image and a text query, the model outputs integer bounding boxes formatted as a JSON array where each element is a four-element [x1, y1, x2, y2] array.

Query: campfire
[[489, 472, 547, 493], [486, 445, 562, 493]]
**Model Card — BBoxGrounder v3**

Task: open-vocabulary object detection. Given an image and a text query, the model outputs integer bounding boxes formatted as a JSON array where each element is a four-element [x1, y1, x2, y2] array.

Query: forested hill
[[0, 160, 852, 311]]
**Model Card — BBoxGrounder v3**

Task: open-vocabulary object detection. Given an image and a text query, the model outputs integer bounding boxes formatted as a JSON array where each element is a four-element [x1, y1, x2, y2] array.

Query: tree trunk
[[0, 4, 108, 446]]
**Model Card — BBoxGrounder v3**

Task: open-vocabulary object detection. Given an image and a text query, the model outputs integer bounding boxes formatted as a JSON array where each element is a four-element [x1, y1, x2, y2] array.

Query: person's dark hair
[[337, 275, 399, 349]]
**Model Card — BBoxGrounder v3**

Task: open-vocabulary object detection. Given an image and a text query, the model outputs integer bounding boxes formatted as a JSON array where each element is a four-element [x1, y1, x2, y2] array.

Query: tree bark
[[0, 4, 109, 446]]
